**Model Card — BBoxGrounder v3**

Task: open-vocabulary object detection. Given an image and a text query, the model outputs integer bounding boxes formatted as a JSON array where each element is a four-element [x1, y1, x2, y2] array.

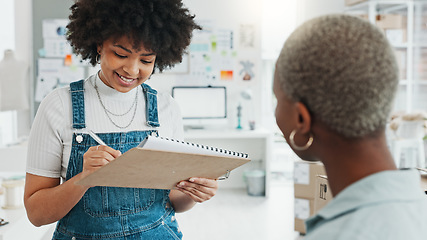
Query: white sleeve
[[26, 89, 67, 178]]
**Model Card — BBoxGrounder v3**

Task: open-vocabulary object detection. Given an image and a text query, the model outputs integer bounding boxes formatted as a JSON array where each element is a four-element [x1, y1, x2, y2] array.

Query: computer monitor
[[172, 86, 227, 128]]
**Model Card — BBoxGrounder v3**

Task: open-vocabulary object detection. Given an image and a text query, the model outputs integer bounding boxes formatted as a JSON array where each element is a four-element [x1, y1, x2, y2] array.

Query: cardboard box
[[314, 175, 333, 213], [421, 175, 427, 194], [294, 161, 326, 198], [418, 168, 427, 194], [376, 14, 406, 29], [294, 198, 315, 234], [294, 218, 306, 235], [345, 0, 367, 6], [357, 14, 406, 30]]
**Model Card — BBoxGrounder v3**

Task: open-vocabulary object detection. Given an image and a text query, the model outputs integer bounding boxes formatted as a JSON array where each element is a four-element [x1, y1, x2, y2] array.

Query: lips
[[116, 72, 136, 83]]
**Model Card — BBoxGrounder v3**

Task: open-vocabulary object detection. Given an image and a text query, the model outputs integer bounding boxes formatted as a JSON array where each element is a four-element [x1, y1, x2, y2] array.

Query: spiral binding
[[155, 136, 249, 158]]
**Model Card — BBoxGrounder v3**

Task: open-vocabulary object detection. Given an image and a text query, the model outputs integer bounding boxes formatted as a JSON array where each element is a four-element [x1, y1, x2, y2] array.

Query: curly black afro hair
[[66, 0, 201, 72]]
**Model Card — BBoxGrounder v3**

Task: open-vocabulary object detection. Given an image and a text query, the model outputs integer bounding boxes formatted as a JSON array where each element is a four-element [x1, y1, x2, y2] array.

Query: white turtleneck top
[[26, 74, 184, 179]]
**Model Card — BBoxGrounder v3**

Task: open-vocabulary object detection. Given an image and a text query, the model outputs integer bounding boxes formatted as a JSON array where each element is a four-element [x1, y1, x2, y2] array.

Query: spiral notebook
[[76, 135, 251, 189]]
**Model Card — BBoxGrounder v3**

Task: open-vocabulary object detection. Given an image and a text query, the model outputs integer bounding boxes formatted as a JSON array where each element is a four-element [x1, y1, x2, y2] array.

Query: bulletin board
[[161, 16, 260, 87], [150, 0, 263, 130]]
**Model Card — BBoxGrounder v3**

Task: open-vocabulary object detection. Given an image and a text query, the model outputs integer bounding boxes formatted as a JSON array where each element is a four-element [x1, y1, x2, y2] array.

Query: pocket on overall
[[83, 186, 156, 217]]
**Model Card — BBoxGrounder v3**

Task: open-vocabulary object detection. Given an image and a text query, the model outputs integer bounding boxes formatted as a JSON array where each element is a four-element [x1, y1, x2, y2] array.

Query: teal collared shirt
[[305, 170, 427, 240]]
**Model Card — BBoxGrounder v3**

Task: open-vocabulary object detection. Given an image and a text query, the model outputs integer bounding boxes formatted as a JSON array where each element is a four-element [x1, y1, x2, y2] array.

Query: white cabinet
[[184, 129, 273, 196], [345, 0, 427, 113], [0, 142, 27, 172]]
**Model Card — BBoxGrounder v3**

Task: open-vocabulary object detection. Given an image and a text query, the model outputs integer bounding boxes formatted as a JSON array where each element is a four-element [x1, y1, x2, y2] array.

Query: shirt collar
[[306, 169, 425, 230]]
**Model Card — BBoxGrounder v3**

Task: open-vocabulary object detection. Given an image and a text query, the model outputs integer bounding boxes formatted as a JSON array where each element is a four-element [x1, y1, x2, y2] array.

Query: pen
[[88, 130, 107, 146]]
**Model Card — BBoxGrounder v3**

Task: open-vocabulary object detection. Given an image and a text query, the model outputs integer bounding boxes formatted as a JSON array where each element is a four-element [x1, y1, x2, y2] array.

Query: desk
[[0, 172, 55, 240], [0, 207, 55, 240], [184, 129, 273, 196]]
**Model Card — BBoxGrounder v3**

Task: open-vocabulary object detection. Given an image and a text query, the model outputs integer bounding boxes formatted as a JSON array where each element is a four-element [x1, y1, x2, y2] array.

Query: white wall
[[0, 0, 33, 143], [262, 0, 298, 60], [15, 0, 33, 138], [15, 0, 32, 67], [0, 0, 15, 53], [296, 0, 345, 26], [150, 0, 265, 130], [7, 0, 345, 137], [148, 0, 345, 132], [0, 0, 16, 145]]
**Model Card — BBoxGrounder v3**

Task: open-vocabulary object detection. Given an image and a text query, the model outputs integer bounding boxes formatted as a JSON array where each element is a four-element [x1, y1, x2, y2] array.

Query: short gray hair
[[276, 14, 399, 138]]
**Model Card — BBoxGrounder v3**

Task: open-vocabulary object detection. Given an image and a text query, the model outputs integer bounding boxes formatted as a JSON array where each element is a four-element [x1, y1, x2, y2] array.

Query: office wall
[[262, 0, 298, 60], [15, 0, 32, 67], [14, 0, 343, 133], [22, 0, 264, 131], [297, 0, 345, 25], [8, 0, 72, 137], [32, 0, 74, 118], [149, 0, 264, 130], [13, 0, 32, 137]]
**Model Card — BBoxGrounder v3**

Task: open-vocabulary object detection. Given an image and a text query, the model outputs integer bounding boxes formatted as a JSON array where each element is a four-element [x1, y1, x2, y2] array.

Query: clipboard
[[76, 145, 250, 189]]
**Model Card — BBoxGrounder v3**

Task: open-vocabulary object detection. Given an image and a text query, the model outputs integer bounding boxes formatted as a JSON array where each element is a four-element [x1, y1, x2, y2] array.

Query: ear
[[97, 44, 102, 54], [295, 102, 312, 134]]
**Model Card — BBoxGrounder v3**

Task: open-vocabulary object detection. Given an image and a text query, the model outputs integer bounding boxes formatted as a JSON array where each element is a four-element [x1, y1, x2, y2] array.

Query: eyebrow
[[113, 44, 155, 56]]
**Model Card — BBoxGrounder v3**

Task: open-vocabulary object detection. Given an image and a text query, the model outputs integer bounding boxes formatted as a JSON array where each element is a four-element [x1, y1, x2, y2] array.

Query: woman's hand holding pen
[[176, 177, 218, 203], [82, 145, 122, 178]]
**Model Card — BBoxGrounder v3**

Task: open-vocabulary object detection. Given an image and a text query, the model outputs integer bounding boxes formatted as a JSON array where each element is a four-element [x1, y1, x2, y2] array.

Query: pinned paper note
[[44, 39, 72, 57], [35, 58, 85, 101], [220, 70, 233, 81], [35, 75, 59, 102], [42, 19, 69, 39], [239, 24, 256, 49], [64, 54, 72, 66], [294, 162, 310, 185], [239, 60, 255, 81], [294, 198, 311, 220]]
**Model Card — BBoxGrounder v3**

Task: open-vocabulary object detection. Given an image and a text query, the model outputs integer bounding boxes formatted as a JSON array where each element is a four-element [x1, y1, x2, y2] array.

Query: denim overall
[[52, 80, 182, 240]]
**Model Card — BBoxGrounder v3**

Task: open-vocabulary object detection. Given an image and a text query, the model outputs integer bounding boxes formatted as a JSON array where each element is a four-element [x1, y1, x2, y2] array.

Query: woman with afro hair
[[24, 1, 217, 239]]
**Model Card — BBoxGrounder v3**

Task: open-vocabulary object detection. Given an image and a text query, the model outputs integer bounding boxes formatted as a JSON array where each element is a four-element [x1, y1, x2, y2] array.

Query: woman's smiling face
[[97, 36, 156, 93]]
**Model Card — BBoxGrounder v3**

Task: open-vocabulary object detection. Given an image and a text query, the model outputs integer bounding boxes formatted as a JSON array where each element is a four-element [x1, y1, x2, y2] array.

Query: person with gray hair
[[274, 14, 427, 239]]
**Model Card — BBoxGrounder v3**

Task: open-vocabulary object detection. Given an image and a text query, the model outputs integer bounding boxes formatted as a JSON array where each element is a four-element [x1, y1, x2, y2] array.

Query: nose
[[123, 59, 139, 77]]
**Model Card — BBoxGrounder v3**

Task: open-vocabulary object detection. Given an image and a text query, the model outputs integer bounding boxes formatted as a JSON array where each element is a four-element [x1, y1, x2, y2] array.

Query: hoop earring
[[289, 129, 313, 151], [96, 53, 101, 64]]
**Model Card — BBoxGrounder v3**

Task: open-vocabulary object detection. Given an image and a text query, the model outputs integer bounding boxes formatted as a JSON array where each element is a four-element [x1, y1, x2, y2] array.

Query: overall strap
[[141, 84, 160, 127], [70, 80, 86, 129]]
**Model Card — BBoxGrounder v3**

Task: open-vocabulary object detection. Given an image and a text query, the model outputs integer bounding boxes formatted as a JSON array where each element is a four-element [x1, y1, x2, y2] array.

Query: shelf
[[345, 0, 410, 13], [413, 43, 427, 48], [412, 80, 427, 85], [392, 43, 408, 48], [184, 128, 272, 140], [398, 80, 427, 85], [344, 1, 370, 12], [344, 0, 427, 112], [378, 3, 408, 14]]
